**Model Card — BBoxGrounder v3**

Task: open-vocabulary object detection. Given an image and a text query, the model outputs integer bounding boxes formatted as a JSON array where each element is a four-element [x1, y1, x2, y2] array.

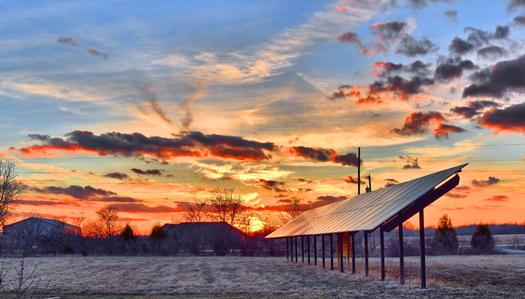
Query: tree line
[[0, 159, 513, 257]]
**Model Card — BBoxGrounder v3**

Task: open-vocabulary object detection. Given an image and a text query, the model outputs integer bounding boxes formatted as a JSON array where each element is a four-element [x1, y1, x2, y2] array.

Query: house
[[3, 217, 81, 239], [161, 222, 247, 255]]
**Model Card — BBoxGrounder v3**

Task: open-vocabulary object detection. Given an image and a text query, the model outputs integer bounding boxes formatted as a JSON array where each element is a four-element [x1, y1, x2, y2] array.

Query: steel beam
[[380, 227, 385, 281], [330, 234, 334, 270], [420, 210, 426, 289], [294, 237, 298, 263], [351, 232, 356, 274], [339, 233, 344, 273], [383, 174, 459, 232], [286, 238, 289, 261], [314, 236, 317, 265], [364, 231, 369, 276], [322, 235, 326, 268], [301, 236, 304, 263], [399, 224, 405, 285], [307, 236, 311, 265]]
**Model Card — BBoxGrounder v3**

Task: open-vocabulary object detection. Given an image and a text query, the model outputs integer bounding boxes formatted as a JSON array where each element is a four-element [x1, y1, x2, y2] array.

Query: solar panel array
[[266, 163, 467, 239]]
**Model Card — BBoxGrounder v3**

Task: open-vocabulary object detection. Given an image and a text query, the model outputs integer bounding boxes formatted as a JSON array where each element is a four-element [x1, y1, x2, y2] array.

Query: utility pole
[[357, 147, 361, 195], [366, 174, 372, 193]]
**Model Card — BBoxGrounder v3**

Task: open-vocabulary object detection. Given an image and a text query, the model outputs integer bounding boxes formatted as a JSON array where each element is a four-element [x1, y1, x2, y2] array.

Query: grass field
[[1, 254, 524, 298]]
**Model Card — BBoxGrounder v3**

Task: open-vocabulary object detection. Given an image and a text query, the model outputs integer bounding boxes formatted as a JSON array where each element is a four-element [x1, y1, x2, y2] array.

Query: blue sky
[[1, 0, 525, 231]]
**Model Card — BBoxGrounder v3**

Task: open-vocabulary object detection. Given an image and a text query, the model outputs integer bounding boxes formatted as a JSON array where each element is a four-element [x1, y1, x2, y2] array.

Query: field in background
[[1, 255, 524, 298]]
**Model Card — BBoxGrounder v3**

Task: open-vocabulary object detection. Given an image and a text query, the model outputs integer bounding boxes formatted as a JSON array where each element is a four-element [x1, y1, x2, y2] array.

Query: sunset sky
[[1, 0, 525, 233]]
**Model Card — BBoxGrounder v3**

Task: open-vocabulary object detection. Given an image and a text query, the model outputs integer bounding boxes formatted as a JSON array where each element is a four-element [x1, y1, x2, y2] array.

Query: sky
[[1, 0, 525, 233]]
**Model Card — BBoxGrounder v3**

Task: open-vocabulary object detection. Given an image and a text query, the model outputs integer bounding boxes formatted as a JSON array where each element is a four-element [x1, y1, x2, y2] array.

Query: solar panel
[[266, 163, 467, 239]]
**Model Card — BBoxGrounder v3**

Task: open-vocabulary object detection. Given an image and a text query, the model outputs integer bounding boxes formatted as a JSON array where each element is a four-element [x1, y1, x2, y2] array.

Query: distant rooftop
[[4, 216, 79, 230]]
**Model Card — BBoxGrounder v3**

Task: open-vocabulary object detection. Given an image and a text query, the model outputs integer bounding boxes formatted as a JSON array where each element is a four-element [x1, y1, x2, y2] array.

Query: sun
[[247, 216, 265, 232]]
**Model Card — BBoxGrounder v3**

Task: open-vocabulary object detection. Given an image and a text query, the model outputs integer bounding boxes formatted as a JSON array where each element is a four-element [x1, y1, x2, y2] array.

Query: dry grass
[[1, 254, 524, 298]]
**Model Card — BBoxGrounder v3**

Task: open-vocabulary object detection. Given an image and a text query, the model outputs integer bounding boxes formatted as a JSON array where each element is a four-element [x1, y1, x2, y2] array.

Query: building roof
[[162, 221, 246, 237], [266, 163, 467, 239], [4, 217, 79, 230]]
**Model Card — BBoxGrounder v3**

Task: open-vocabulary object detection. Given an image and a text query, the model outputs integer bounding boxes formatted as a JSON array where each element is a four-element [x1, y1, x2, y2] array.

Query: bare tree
[[208, 189, 245, 226], [83, 206, 119, 239], [96, 206, 119, 238], [181, 198, 207, 222], [286, 198, 308, 218], [0, 159, 26, 226], [12, 258, 43, 299], [82, 219, 106, 239]]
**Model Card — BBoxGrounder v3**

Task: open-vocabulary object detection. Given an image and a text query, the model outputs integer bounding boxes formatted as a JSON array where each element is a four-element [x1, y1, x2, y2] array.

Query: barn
[[3, 217, 81, 238], [162, 222, 247, 255]]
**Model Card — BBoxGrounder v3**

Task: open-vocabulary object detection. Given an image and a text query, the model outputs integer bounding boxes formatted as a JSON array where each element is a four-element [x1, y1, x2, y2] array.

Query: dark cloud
[[104, 172, 129, 180], [446, 193, 467, 198], [370, 75, 434, 99], [479, 102, 525, 132], [107, 203, 179, 214], [348, 60, 434, 102], [21, 130, 276, 162], [486, 195, 509, 202], [21, 130, 359, 166], [449, 25, 509, 55], [130, 168, 163, 176], [391, 111, 465, 139], [256, 179, 286, 192], [86, 48, 108, 59], [508, 0, 525, 9], [327, 85, 384, 104], [391, 111, 445, 136], [57, 36, 77, 46], [326, 89, 347, 101], [455, 185, 471, 191], [450, 100, 500, 118], [356, 94, 383, 105], [396, 36, 438, 56], [433, 123, 466, 139], [289, 146, 361, 166], [97, 196, 141, 203], [374, 60, 431, 78], [472, 176, 500, 187], [366, 21, 437, 57], [465, 26, 509, 46], [371, 21, 407, 41], [333, 152, 362, 166], [399, 155, 421, 169], [297, 178, 315, 184], [384, 178, 399, 188], [448, 37, 475, 54], [337, 32, 362, 46], [32, 185, 141, 203], [444, 10, 458, 21], [409, 0, 453, 8], [514, 15, 525, 26], [494, 26, 510, 39], [344, 176, 366, 184], [13, 199, 71, 206], [477, 46, 507, 59], [463, 55, 525, 98], [434, 57, 476, 82], [315, 195, 347, 204], [37, 185, 116, 200]]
